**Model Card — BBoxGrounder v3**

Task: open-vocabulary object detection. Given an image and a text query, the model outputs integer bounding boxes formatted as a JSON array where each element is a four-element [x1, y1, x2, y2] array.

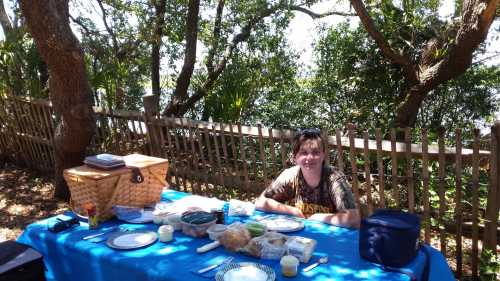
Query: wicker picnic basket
[[63, 154, 169, 221]]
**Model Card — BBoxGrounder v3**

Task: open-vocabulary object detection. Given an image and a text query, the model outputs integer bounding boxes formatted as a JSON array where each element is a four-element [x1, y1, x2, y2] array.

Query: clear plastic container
[[181, 219, 216, 237], [206, 224, 227, 240], [152, 210, 169, 225], [166, 213, 182, 230], [280, 255, 299, 277], [158, 225, 174, 242], [285, 236, 317, 263], [181, 211, 217, 237]]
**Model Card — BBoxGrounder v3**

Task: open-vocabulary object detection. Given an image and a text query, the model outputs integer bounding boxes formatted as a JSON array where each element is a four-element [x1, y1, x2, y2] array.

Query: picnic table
[[17, 190, 455, 281]]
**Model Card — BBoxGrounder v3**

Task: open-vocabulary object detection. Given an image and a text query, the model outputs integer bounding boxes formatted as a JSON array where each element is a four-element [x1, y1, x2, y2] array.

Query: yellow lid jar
[[280, 255, 299, 277]]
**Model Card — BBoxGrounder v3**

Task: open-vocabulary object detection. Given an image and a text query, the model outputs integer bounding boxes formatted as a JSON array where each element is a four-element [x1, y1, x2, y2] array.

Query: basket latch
[[130, 167, 144, 183]]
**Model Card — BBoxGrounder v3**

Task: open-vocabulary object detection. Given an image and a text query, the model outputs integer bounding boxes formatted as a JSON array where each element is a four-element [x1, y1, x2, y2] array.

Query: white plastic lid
[[159, 225, 174, 233], [207, 224, 227, 233], [280, 255, 299, 267]]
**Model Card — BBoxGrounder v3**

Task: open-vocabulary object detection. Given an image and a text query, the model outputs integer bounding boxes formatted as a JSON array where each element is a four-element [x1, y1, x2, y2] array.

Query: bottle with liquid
[[84, 203, 99, 229], [211, 208, 225, 224]]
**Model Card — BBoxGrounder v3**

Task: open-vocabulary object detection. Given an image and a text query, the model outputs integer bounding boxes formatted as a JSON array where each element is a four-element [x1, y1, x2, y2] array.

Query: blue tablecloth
[[17, 190, 454, 281]]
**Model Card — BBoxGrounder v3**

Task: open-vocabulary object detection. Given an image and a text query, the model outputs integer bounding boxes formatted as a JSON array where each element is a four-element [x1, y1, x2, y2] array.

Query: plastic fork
[[84, 226, 130, 243], [197, 256, 234, 274], [302, 255, 329, 272]]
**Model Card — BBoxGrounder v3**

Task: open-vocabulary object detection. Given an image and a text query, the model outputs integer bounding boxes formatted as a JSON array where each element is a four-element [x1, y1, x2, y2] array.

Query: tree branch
[[0, 0, 14, 36], [96, 0, 118, 53], [69, 14, 100, 37], [418, 0, 500, 89], [151, 0, 167, 97], [472, 51, 500, 66], [349, 0, 418, 83], [290, 5, 356, 18], [206, 0, 225, 75], [168, 2, 285, 115], [163, 1, 288, 116], [171, 0, 200, 102]]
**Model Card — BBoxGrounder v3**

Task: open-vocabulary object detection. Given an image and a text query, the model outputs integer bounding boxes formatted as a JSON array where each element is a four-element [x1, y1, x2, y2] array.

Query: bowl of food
[[180, 211, 217, 237]]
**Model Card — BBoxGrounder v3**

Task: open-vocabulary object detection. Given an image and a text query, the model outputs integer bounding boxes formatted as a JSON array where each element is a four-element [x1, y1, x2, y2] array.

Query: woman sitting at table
[[255, 128, 360, 228]]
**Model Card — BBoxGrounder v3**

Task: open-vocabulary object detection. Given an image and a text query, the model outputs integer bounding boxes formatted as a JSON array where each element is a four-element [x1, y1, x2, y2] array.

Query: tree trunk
[[20, 0, 96, 201], [165, 0, 200, 116], [151, 0, 166, 99], [38, 60, 49, 91], [395, 85, 428, 128]]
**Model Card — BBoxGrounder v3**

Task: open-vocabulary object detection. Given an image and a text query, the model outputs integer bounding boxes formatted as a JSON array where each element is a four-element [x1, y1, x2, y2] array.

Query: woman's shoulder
[[279, 165, 301, 178], [271, 166, 301, 187], [323, 165, 347, 182]]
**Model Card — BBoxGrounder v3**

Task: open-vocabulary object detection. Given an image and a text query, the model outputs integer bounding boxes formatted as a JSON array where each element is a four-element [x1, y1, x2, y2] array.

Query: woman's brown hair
[[292, 128, 325, 157]]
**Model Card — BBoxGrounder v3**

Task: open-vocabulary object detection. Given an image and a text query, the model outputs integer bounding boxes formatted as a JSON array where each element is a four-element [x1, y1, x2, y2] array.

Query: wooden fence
[[0, 95, 498, 279]]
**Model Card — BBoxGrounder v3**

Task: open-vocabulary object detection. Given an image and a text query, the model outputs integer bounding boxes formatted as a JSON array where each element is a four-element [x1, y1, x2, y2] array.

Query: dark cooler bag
[[359, 209, 429, 281], [0, 240, 46, 281]]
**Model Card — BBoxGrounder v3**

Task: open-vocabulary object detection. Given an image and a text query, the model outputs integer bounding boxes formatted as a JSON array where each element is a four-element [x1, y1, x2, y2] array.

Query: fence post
[[483, 120, 500, 251], [142, 94, 161, 156]]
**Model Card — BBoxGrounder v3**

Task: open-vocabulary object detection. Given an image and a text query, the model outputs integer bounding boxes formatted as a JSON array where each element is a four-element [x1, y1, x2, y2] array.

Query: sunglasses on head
[[297, 128, 321, 137]]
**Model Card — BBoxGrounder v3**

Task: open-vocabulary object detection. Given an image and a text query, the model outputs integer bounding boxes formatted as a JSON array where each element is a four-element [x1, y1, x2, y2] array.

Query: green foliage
[[73, 0, 153, 110], [479, 249, 499, 281], [0, 26, 47, 98], [2, 0, 497, 133], [418, 66, 500, 135], [200, 23, 300, 123], [306, 22, 499, 137], [366, 0, 445, 63], [303, 22, 404, 132]]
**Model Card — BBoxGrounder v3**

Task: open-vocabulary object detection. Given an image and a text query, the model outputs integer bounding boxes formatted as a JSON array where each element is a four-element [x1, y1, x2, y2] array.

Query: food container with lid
[[158, 225, 174, 242], [285, 236, 317, 263], [166, 213, 182, 230], [152, 210, 169, 225], [280, 255, 299, 277], [180, 211, 217, 237], [206, 224, 227, 240]]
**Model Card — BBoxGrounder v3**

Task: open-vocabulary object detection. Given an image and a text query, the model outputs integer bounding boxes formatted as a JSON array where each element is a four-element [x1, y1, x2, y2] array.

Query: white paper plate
[[258, 216, 304, 232], [121, 210, 154, 224], [106, 230, 157, 250], [216, 262, 275, 281]]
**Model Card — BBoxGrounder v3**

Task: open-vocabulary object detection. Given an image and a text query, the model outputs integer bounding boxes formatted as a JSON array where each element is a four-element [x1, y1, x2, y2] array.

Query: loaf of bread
[[242, 232, 288, 259], [218, 224, 251, 251]]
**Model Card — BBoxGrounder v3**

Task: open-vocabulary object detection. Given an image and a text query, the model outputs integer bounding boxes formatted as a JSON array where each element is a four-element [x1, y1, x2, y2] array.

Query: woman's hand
[[307, 210, 360, 228], [307, 213, 328, 222], [290, 207, 306, 218]]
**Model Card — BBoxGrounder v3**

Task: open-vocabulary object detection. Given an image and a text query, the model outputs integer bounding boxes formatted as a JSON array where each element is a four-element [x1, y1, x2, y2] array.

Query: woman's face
[[294, 138, 325, 172]]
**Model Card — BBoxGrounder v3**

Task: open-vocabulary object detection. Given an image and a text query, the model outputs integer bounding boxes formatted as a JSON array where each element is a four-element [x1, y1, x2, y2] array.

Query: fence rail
[[0, 95, 498, 279]]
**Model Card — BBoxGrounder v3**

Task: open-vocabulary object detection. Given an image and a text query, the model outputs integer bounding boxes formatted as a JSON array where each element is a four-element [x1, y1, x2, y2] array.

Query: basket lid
[[64, 154, 168, 180]]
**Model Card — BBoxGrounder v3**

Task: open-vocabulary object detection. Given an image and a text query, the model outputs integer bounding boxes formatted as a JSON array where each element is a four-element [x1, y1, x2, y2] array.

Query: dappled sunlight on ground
[[0, 163, 68, 241]]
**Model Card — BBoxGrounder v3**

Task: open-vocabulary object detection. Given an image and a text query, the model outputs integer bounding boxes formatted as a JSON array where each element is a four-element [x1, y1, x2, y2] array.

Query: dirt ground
[[0, 163, 68, 242]]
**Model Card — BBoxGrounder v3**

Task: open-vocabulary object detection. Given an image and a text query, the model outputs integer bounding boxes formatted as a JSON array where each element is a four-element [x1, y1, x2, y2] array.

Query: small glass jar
[[280, 255, 299, 277], [84, 203, 98, 229], [158, 225, 174, 242], [210, 208, 225, 224]]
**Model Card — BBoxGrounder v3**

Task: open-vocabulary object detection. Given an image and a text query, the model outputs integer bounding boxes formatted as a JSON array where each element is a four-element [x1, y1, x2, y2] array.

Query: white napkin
[[228, 199, 255, 216], [156, 196, 225, 214]]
